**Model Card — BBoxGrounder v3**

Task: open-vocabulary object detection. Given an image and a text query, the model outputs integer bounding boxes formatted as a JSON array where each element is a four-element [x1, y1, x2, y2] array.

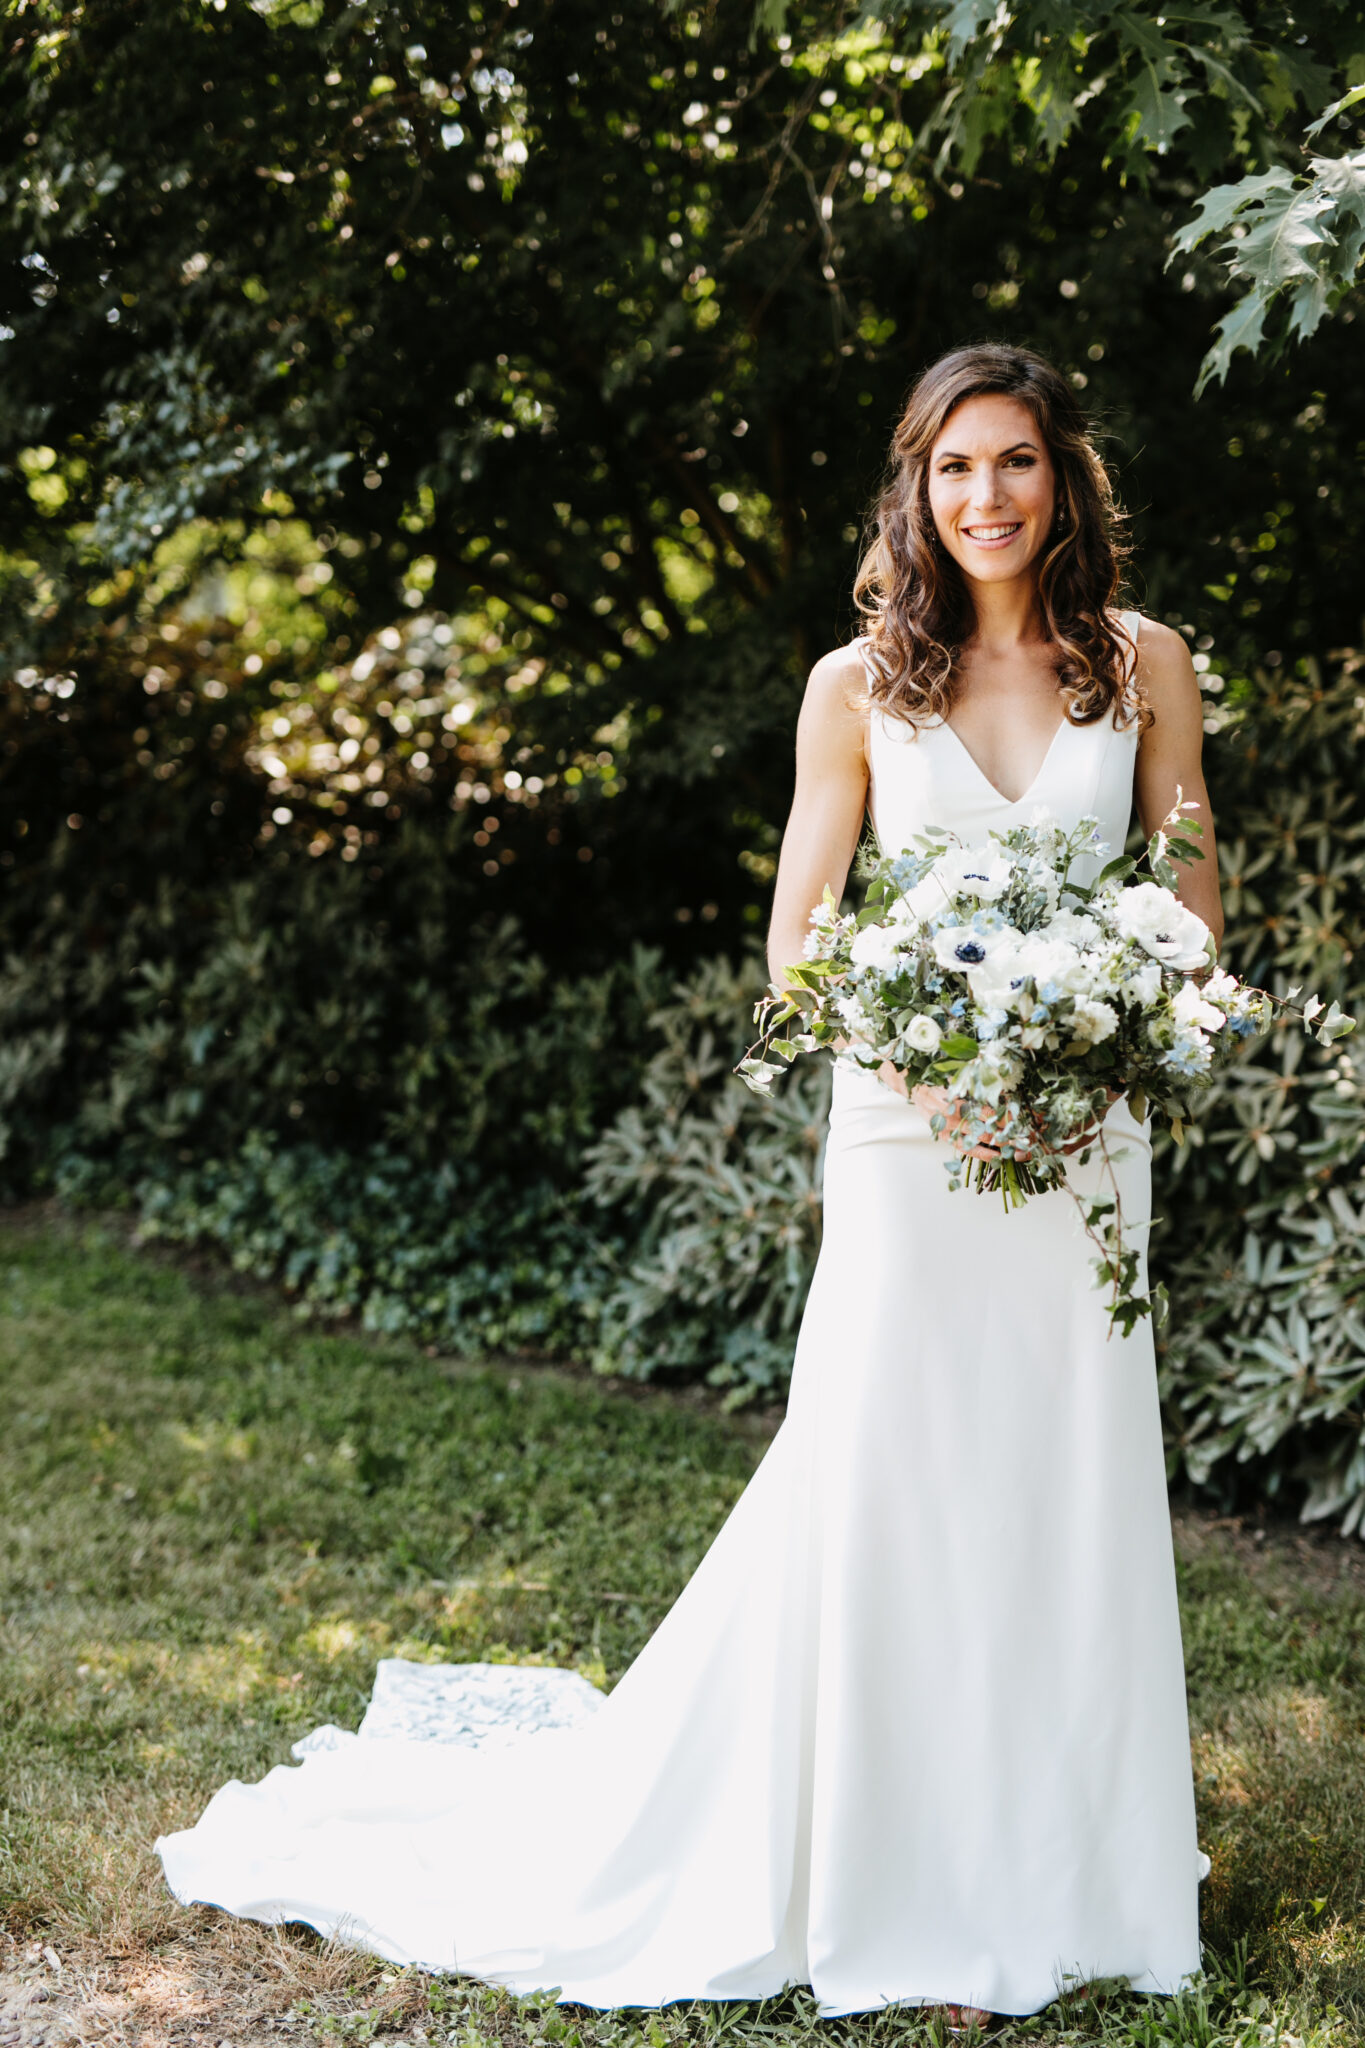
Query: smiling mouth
[[962, 523, 1023, 543]]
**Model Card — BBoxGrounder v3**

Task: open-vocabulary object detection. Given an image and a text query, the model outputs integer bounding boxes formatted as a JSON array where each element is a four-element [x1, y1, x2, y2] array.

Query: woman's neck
[[962, 573, 1046, 657]]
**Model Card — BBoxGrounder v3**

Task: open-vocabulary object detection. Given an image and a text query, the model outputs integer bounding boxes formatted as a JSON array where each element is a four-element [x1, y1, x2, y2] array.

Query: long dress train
[[158, 612, 1207, 2015]]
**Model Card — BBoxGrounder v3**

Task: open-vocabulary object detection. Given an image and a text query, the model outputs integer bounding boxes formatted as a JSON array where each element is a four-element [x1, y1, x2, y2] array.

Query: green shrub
[[11, 634, 1365, 1518], [1147, 650, 1365, 1529], [585, 956, 830, 1402], [122, 1133, 614, 1360], [93, 955, 829, 1405]]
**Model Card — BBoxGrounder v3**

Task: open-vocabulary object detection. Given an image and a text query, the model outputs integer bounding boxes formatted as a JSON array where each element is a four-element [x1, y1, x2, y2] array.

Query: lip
[[961, 522, 1024, 548]]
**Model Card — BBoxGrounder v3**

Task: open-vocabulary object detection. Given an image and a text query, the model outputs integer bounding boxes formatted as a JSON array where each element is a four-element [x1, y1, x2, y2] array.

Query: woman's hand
[[905, 1080, 1123, 1160], [908, 1082, 1018, 1162], [1059, 1087, 1122, 1154]]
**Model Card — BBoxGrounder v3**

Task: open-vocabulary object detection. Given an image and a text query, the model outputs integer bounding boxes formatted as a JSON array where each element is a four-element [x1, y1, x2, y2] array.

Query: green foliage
[[75, 954, 827, 1405], [1172, 107, 1365, 392], [867, 0, 1344, 180], [0, 841, 671, 1185], [585, 957, 830, 1400], [126, 1135, 613, 1361], [1155, 648, 1365, 1534], [777, 1, 1365, 389]]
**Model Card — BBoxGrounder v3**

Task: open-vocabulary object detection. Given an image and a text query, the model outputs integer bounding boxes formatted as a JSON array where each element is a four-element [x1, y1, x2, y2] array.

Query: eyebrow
[[935, 440, 1040, 460]]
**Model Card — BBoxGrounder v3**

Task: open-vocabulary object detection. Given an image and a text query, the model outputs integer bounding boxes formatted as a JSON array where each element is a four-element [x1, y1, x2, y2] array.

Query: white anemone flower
[[931, 844, 1015, 904], [1046, 907, 1103, 949], [887, 871, 953, 927], [931, 922, 1015, 973], [1111, 882, 1213, 970]]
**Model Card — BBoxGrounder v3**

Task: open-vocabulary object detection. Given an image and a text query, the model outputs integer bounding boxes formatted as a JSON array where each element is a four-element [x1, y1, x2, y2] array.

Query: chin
[[953, 548, 1039, 583]]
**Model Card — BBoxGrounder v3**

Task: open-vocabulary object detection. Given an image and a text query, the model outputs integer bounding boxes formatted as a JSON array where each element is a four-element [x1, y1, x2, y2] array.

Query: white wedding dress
[[158, 611, 1207, 2016]]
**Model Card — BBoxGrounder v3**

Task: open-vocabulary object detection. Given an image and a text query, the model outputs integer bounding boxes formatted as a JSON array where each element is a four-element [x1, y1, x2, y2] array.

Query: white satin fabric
[[158, 612, 1207, 2015]]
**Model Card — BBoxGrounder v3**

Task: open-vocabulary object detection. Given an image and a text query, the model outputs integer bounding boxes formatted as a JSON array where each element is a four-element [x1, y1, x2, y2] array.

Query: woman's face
[[925, 393, 1058, 588]]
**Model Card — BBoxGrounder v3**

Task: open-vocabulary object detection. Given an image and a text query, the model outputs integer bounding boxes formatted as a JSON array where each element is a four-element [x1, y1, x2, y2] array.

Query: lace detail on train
[[292, 1660, 604, 1757]]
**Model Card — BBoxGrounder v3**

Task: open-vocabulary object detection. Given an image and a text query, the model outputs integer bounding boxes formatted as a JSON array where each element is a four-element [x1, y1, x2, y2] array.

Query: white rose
[[905, 1014, 942, 1053], [1112, 882, 1214, 971], [1172, 977, 1226, 1035], [849, 921, 905, 974], [932, 845, 1015, 904], [1070, 997, 1119, 1046]]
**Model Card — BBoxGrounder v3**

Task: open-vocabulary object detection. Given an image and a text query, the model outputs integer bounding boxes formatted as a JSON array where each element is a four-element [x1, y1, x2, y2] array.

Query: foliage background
[[4, 1, 1365, 1516]]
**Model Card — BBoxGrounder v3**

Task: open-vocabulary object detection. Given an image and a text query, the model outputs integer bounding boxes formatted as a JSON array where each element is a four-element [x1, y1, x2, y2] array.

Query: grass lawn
[[2, 1207, 1364, 2048]]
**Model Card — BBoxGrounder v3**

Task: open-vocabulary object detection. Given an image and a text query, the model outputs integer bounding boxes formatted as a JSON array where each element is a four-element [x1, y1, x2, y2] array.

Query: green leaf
[[1097, 855, 1137, 885], [1123, 70, 1194, 156], [939, 0, 1004, 64], [1194, 286, 1270, 396], [1305, 83, 1365, 143], [1171, 167, 1296, 256]]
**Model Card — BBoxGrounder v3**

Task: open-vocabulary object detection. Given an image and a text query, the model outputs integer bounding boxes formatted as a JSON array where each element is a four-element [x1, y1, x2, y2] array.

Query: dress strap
[[850, 632, 878, 695], [1117, 608, 1141, 683]]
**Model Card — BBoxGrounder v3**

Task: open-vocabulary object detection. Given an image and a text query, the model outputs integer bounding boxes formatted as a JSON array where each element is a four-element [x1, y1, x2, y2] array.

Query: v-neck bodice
[[861, 611, 1141, 877]]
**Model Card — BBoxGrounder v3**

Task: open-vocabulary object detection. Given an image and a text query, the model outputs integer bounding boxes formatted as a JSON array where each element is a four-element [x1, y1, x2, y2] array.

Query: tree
[[5, 0, 1365, 972], [776, 1, 1365, 387]]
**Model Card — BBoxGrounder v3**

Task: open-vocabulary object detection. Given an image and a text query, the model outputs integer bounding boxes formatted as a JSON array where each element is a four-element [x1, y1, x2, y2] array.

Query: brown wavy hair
[[854, 344, 1139, 728]]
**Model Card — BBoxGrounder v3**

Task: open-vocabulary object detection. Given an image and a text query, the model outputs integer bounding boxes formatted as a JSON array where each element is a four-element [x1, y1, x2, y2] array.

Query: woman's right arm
[[766, 648, 870, 989]]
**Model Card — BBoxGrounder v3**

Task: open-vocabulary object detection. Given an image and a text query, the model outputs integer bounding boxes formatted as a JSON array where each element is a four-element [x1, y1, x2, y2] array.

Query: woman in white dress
[[159, 344, 1221, 2024]]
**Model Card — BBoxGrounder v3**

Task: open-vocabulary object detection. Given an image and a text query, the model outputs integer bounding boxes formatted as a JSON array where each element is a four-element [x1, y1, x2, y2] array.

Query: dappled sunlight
[[171, 1422, 256, 1463], [1192, 1728, 1254, 1809], [176, 1638, 274, 1709], [302, 1615, 392, 1663]]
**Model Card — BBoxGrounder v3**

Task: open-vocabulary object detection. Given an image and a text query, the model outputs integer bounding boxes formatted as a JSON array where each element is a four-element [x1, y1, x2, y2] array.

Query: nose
[[969, 464, 1006, 513]]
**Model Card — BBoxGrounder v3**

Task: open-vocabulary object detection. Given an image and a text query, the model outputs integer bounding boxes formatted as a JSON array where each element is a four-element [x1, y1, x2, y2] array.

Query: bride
[[159, 343, 1221, 2023]]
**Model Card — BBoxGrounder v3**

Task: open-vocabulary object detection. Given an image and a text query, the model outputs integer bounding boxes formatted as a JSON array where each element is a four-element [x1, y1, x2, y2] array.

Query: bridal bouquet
[[740, 803, 1354, 1332]]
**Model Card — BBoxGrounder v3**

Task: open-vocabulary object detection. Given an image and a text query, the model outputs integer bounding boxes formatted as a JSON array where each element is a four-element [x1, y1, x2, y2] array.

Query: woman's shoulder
[[1121, 612, 1202, 735], [1123, 613, 1199, 691], [805, 640, 873, 717]]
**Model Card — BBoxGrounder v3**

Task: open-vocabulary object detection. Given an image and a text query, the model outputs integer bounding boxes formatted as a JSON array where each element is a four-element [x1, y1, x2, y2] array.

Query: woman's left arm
[[1132, 618, 1225, 951]]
